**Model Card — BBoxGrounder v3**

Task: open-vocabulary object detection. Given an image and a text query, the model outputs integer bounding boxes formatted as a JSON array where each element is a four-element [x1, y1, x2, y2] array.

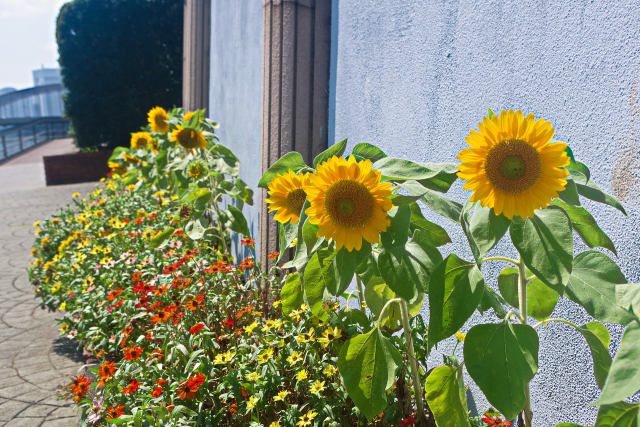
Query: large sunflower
[[169, 126, 207, 152], [457, 109, 570, 219], [148, 106, 169, 133], [130, 132, 152, 150], [265, 170, 310, 224], [305, 156, 393, 251]]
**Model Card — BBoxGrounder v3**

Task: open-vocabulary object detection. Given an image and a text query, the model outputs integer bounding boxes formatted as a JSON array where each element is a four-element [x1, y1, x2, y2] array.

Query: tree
[[57, 0, 183, 149]]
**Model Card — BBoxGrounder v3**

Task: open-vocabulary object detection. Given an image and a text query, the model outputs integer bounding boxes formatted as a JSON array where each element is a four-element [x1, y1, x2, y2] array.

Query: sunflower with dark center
[[170, 125, 207, 152], [187, 160, 207, 178], [265, 169, 310, 224], [304, 155, 393, 251], [147, 106, 169, 133], [130, 131, 152, 150], [457, 109, 570, 219]]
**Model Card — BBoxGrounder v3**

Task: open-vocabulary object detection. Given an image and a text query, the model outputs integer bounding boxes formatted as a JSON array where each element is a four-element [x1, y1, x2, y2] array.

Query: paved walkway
[[0, 139, 93, 426]]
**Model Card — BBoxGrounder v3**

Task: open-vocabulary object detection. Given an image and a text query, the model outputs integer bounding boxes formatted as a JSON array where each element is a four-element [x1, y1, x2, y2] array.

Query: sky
[[0, 0, 69, 90]]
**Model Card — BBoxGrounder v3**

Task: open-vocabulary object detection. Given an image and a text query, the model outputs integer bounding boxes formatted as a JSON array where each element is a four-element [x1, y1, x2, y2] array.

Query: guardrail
[[0, 117, 70, 163]]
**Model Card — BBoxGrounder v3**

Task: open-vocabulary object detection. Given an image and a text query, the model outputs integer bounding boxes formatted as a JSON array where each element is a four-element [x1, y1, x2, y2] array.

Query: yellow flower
[[214, 350, 236, 365], [296, 328, 315, 343], [59, 323, 69, 334], [457, 109, 570, 219], [317, 326, 342, 348], [257, 347, 274, 364], [246, 372, 262, 382], [309, 380, 326, 396], [296, 410, 318, 427], [269, 422, 281, 427], [289, 309, 303, 322], [51, 282, 61, 293], [322, 365, 337, 377], [305, 155, 393, 251], [246, 395, 259, 410], [58, 302, 66, 311], [130, 131, 152, 149], [300, 304, 310, 312], [456, 330, 466, 342], [72, 192, 80, 198], [273, 299, 282, 307], [169, 125, 207, 152], [148, 106, 169, 133], [265, 170, 311, 224], [183, 111, 201, 124], [245, 320, 259, 334], [296, 369, 308, 381], [286, 351, 303, 366], [33, 221, 40, 228], [34, 228, 41, 235], [273, 390, 290, 402]]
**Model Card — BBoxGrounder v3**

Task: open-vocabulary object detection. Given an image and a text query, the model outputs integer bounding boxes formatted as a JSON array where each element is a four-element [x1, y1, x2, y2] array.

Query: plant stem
[[517, 256, 533, 427], [376, 298, 401, 330], [482, 256, 520, 267], [532, 317, 580, 330], [356, 275, 365, 310], [399, 299, 425, 424]]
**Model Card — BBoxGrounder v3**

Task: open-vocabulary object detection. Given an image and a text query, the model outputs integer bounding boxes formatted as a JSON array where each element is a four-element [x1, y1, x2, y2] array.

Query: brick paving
[[0, 139, 93, 426]]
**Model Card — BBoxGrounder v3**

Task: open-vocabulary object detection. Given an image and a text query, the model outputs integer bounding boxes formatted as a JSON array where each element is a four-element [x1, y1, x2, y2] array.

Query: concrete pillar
[[260, 0, 333, 266], [183, 0, 211, 111]]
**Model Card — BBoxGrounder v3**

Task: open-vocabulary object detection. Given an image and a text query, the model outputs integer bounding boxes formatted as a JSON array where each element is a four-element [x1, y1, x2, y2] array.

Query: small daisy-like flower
[[245, 372, 262, 382], [286, 351, 303, 366], [296, 410, 318, 427], [273, 390, 290, 402], [213, 350, 235, 365], [309, 380, 326, 396], [257, 347, 274, 364], [246, 395, 259, 410], [245, 320, 259, 334], [296, 369, 308, 381], [317, 326, 342, 348], [455, 330, 466, 342], [322, 365, 337, 377], [295, 328, 315, 343]]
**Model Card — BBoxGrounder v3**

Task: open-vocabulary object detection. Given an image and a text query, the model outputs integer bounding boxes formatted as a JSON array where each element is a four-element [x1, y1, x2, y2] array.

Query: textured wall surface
[[209, 0, 263, 253], [329, 0, 640, 425]]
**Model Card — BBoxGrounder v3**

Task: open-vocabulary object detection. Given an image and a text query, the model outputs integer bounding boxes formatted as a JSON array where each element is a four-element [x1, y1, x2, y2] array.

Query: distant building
[[0, 68, 65, 119]]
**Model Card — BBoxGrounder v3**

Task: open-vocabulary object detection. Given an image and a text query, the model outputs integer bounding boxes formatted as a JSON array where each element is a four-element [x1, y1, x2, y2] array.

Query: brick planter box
[[43, 151, 112, 186]]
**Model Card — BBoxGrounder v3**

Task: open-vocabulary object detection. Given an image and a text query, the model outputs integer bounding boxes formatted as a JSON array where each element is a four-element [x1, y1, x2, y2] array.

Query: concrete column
[[183, 0, 211, 111], [260, 0, 332, 266]]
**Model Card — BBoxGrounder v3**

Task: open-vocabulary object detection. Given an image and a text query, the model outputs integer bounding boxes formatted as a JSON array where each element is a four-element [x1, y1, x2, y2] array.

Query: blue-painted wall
[[329, 0, 640, 424], [209, 0, 263, 254]]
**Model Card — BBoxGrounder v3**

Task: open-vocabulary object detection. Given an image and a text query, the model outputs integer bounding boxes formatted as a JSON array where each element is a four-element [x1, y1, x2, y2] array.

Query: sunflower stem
[[399, 299, 426, 424], [356, 275, 365, 311], [481, 256, 520, 267], [517, 256, 533, 427]]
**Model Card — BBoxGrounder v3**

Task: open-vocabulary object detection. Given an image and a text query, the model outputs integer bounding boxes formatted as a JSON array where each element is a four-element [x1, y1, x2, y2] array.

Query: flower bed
[[29, 107, 640, 426]]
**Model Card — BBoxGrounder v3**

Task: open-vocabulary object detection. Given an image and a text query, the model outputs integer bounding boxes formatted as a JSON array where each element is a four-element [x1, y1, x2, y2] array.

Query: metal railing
[[0, 117, 70, 163]]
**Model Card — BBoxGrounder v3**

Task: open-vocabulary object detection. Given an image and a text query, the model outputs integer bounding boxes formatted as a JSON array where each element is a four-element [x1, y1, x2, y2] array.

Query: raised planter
[[43, 150, 112, 186]]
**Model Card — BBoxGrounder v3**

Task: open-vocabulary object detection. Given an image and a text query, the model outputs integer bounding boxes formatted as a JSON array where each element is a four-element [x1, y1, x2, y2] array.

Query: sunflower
[[183, 111, 200, 124], [265, 170, 311, 224], [108, 161, 127, 174], [187, 160, 207, 179], [304, 156, 393, 251], [130, 132, 152, 150], [147, 106, 169, 133], [169, 125, 207, 152], [457, 109, 570, 219]]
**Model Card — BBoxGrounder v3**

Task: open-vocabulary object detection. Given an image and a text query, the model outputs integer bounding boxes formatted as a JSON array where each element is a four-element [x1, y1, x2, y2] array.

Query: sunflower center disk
[[485, 139, 542, 194], [286, 189, 307, 215], [325, 180, 375, 230], [178, 129, 198, 148]]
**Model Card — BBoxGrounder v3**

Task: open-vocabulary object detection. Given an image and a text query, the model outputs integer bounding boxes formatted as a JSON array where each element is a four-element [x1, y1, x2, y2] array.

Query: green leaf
[[108, 146, 127, 162], [377, 246, 419, 301], [526, 277, 560, 321], [616, 284, 640, 319], [380, 205, 411, 248], [478, 285, 508, 319], [281, 273, 303, 316], [399, 180, 462, 223], [598, 322, 640, 405], [565, 146, 591, 182], [278, 221, 299, 261], [576, 181, 627, 215], [428, 254, 485, 349], [487, 108, 495, 119], [497, 267, 521, 308], [554, 423, 585, 427], [258, 152, 309, 188], [425, 365, 471, 427], [327, 244, 369, 296], [566, 251, 635, 325], [463, 205, 511, 263], [409, 202, 451, 247], [373, 158, 458, 192], [314, 138, 347, 167], [302, 219, 322, 255], [352, 142, 387, 162], [181, 188, 211, 205], [364, 277, 424, 331], [154, 149, 168, 171], [302, 249, 334, 318], [184, 219, 205, 241], [227, 205, 250, 237], [510, 208, 573, 293], [595, 402, 639, 427], [578, 322, 612, 389], [149, 227, 174, 249], [558, 178, 581, 206], [338, 328, 402, 420], [464, 322, 539, 420], [405, 230, 443, 293], [552, 199, 616, 255]]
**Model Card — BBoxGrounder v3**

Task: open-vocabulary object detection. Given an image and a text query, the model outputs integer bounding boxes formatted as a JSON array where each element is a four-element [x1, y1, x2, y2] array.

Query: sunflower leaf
[[552, 199, 616, 255], [313, 138, 348, 167], [576, 181, 627, 215], [352, 143, 387, 162], [258, 152, 309, 188], [597, 321, 640, 405], [425, 365, 471, 427], [462, 205, 511, 263]]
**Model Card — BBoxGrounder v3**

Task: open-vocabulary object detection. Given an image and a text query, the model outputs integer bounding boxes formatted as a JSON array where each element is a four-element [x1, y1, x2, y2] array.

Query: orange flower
[[97, 361, 117, 388], [123, 346, 143, 360], [106, 404, 125, 420], [176, 373, 205, 400], [241, 237, 255, 247], [122, 379, 140, 395], [267, 251, 280, 260], [67, 374, 92, 402]]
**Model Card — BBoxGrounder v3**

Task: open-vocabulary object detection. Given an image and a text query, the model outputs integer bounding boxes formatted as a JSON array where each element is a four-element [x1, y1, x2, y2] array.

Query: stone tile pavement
[[0, 139, 94, 426]]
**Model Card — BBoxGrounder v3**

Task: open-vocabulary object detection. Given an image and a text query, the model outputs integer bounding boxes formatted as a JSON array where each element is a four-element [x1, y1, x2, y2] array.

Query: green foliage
[[56, 0, 182, 148], [425, 365, 471, 427]]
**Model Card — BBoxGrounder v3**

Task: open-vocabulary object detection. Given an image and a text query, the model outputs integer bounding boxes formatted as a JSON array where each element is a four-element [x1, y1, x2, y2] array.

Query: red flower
[[173, 229, 184, 236], [222, 318, 235, 328], [123, 346, 144, 360], [176, 373, 206, 400], [106, 404, 125, 419], [238, 257, 255, 271], [189, 323, 205, 334], [399, 415, 416, 426], [241, 237, 255, 247], [151, 385, 163, 398], [97, 361, 117, 388], [229, 401, 238, 414], [267, 251, 279, 260], [67, 374, 92, 402], [122, 379, 140, 395], [482, 416, 513, 427]]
